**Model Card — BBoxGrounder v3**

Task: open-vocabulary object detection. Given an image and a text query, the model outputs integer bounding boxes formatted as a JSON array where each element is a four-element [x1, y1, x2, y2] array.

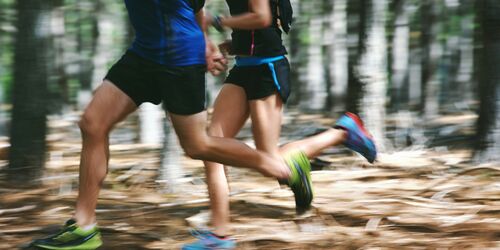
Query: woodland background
[[0, 0, 499, 249]]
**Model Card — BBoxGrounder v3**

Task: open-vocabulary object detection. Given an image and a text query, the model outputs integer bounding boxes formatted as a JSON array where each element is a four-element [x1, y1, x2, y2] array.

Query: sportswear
[[226, 0, 287, 56], [125, 0, 205, 66], [31, 219, 102, 250], [335, 112, 377, 163]]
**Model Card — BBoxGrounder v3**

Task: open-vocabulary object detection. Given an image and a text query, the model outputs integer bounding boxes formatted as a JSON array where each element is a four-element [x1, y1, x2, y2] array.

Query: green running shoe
[[31, 219, 102, 250], [284, 151, 314, 214]]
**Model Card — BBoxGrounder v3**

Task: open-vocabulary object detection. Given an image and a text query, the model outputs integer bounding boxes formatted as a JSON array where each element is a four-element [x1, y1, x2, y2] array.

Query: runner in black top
[[183, 0, 377, 249]]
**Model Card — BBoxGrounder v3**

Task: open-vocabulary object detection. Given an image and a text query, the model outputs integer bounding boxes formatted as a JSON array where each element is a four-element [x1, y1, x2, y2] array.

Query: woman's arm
[[212, 0, 272, 30]]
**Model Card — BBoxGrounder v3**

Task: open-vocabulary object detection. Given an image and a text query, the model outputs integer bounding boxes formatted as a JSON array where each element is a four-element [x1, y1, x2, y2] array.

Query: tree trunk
[[473, 0, 500, 162], [438, 3, 461, 112], [389, 0, 410, 111], [287, 0, 307, 106], [90, 0, 114, 90], [0, 32, 3, 107], [159, 119, 184, 193], [77, 0, 98, 108], [453, 0, 475, 109], [325, 0, 348, 113], [301, 2, 326, 111], [8, 0, 53, 182], [420, 0, 443, 119], [357, 0, 388, 151], [48, 0, 68, 113], [346, 0, 369, 114], [139, 104, 164, 145]]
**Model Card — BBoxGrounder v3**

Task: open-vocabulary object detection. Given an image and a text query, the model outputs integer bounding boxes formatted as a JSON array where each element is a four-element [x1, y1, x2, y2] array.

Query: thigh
[[168, 111, 208, 150], [105, 51, 161, 106], [82, 81, 137, 132], [249, 92, 283, 155], [225, 65, 271, 101], [209, 84, 250, 138], [226, 58, 291, 103], [157, 64, 207, 115]]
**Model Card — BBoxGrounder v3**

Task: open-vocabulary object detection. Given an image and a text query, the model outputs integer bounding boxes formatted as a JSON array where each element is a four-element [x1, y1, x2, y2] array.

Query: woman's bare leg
[[204, 84, 249, 236], [279, 128, 347, 158]]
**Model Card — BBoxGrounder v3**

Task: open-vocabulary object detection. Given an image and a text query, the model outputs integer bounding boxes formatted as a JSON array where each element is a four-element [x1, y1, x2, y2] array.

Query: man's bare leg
[[74, 81, 137, 227], [169, 111, 290, 179]]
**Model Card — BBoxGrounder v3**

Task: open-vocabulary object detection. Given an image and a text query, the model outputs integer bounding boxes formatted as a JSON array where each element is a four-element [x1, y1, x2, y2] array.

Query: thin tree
[[420, 0, 443, 119], [325, 0, 348, 113], [76, 0, 98, 108], [474, 0, 500, 162], [346, 0, 369, 114], [389, 0, 410, 111], [287, 0, 306, 106], [8, 0, 54, 182], [358, 0, 389, 150]]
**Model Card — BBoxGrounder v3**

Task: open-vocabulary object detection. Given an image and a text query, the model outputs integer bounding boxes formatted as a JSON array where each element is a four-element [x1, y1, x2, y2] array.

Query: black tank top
[[227, 0, 287, 56]]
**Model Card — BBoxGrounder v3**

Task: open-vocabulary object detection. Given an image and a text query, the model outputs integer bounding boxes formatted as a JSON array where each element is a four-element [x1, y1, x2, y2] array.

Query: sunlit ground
[[0, 110, 499, 249]]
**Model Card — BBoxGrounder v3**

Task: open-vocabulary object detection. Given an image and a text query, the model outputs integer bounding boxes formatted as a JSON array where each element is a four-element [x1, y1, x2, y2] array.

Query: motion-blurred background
[[0, 0, 499, 249]]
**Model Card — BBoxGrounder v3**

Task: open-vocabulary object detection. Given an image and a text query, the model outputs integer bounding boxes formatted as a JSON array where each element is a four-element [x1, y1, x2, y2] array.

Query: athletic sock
[[81, 223, 97, 231]]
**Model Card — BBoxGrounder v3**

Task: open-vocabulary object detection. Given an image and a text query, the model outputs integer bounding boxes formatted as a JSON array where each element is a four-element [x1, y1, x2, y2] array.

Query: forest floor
[[0, 110, 499, 249]]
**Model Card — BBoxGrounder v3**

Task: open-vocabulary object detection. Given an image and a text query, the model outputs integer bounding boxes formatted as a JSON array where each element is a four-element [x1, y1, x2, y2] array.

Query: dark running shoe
[[335, 112, 377, 163], [284, 151, 313, 214], [31, 219, 102, 250]]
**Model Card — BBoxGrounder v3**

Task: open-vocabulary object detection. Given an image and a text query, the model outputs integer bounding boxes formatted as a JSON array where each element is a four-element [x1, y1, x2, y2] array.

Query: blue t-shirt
[[124, 0, 206, 66]]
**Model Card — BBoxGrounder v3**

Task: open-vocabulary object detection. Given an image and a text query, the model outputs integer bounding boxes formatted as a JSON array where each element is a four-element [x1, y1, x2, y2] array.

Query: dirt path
[[1, 113, 499, 249]]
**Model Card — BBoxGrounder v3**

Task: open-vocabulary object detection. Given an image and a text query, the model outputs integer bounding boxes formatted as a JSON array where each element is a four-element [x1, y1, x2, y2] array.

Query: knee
[[78, 113, 107, 138], [183, 141, 210, 160], [207, 124, 224, 137]]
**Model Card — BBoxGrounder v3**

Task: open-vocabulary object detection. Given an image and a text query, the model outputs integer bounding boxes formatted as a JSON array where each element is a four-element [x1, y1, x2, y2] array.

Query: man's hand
[[206, 39, 228, 76], [210, 54, 227, 76]]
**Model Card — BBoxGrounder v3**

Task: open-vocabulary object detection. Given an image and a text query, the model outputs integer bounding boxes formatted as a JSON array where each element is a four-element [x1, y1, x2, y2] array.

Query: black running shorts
[[105, 51, 207, 115], [224, 57, 291, 103]]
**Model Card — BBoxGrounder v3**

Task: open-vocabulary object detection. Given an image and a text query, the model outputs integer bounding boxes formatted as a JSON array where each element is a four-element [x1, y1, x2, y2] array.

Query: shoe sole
[[290, 153, 313, 214], [33, 237, 102, 250]]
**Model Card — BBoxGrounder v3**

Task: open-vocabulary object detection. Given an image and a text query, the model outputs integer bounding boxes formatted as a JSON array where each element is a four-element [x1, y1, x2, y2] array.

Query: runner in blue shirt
[[31, 1, 314, 249]]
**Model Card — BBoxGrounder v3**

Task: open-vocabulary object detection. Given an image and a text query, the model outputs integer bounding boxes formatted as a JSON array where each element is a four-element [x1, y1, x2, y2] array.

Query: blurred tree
[[345, 0, 369, 114], [323, 0, 335, 112], [287, 0, 307, 106], [358, 0, 388, 150], [420, 0, 443, 119], [454, 0, 475, 107], [389, 0, 410, 111], [324, 0, 348, 113], [8, 0, 54, 182], [48, 0, 69, 112], [76, 0, 98, 108], [297, 1, 326, 110], [0, 0, 14, 106], [474, 0, 500, 162], [90, 0, 113, 90]]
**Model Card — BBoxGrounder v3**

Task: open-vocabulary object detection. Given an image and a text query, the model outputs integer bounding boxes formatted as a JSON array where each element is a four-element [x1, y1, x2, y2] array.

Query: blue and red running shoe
[[335, 112, 377, 163], [182, 229, 236, 250]]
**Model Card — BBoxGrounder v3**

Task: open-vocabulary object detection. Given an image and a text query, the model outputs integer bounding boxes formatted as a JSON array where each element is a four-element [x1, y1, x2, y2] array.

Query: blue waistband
[[235, 55, 285, 66]]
